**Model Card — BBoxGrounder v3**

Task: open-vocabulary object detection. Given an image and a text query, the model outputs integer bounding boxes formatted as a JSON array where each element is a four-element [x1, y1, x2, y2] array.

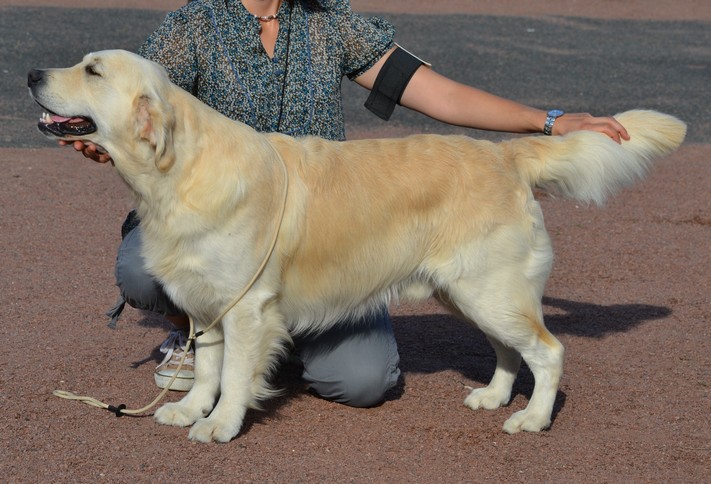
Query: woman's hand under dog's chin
[[60, 139, 113, 164]]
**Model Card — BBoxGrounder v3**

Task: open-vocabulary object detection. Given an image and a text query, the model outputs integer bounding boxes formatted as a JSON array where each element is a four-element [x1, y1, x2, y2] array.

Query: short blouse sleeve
[[331, 2, 396, 80], [138, 9, 199, 94]]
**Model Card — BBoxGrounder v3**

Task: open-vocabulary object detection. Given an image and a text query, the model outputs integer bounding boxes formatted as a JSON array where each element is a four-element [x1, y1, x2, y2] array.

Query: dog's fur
[[29, 50, 686, 442]]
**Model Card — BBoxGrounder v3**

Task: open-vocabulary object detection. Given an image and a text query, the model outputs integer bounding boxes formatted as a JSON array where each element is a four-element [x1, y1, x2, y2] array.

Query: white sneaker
[[154, 330, 194, 392]]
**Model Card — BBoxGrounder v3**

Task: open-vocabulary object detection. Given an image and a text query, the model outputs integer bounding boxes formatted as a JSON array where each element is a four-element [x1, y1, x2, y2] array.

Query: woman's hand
[[553, 112, 630, 144], [59, 140, 113, 164]]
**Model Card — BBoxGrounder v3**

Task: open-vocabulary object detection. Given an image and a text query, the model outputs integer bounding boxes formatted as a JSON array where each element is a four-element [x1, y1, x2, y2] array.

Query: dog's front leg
[[187, 302, 269, 443], [154, 321, 224, 428]]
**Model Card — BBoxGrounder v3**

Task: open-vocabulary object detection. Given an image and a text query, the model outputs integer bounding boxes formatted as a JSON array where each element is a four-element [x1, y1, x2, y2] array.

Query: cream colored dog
[[29, 50, 686, 443]]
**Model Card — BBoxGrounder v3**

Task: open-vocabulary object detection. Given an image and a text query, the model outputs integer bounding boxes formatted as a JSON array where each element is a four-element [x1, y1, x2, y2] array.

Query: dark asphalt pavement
[[2, 6, 709, 146]]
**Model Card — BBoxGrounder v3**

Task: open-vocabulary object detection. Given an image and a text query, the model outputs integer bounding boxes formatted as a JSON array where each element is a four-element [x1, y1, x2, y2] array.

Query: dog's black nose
[[27, 69, 44, 88]]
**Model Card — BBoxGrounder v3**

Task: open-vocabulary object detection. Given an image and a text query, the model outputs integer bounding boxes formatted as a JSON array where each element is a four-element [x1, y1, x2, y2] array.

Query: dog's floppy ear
[[135, 94, 176, 172]]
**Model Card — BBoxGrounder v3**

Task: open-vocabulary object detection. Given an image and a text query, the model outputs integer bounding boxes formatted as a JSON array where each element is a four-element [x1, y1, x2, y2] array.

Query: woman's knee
[[306, 359, 400, 408], [299, 312, 401, 408]]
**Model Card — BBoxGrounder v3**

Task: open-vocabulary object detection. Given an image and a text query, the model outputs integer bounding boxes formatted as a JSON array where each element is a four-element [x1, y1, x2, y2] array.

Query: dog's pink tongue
[[51, 115, 84, 123]]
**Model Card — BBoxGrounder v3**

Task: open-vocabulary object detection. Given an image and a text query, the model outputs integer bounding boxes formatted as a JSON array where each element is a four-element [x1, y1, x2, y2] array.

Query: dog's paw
[[154, 402, 207, 428], [464, 387, 511, 410], [502, 409, 551, 434], [188, 415, 243, 443]]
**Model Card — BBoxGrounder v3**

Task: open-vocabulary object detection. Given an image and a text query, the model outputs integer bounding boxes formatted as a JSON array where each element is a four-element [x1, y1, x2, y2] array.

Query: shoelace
[[157, 331, 194, 369]]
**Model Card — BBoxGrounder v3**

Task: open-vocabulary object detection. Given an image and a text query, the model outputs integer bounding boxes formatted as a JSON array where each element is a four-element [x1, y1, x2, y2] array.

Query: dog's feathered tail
[[510, 110, 686, 205]]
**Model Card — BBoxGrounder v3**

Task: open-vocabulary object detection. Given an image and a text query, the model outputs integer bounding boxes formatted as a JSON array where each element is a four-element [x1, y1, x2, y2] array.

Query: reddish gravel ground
[[1, 1, 709, 482]]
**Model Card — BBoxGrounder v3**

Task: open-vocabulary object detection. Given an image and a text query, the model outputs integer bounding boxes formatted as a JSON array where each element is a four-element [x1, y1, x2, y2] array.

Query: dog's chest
[[144, 229, 253, 312]]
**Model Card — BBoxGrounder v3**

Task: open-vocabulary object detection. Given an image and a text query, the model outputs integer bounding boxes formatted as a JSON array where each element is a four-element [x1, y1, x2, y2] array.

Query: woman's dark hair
[[291, 0, 326, 12]]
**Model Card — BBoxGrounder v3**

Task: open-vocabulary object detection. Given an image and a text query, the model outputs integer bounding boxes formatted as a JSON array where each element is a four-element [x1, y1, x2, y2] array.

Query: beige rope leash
[[54, 142, 290, 417]]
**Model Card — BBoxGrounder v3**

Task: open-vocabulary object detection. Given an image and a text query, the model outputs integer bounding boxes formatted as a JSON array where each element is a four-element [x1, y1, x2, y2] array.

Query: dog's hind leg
[[447, 277, 564, 433], [444, 215, 563, 433], [501, 322, 564, 434], [464, 336, 521, 410], [154, 321, 224, 428], [449, 271, 564, 433]]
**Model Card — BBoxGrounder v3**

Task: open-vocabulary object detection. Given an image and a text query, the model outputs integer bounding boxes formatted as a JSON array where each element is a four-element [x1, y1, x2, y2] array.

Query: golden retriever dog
[[29, 50, 686, 442]]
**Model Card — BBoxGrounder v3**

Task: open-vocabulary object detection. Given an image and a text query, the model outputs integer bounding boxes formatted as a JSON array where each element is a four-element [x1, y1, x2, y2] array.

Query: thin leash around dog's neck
[[53, 141, 290, 417]]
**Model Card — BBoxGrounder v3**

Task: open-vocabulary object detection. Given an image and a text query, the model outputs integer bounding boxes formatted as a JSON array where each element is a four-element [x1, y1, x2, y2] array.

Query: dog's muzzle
[[28, 69, 97, 137]]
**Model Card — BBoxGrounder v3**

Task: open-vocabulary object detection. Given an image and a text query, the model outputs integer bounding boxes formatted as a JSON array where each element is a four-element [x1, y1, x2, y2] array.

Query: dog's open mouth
[[38, 111, 97, 137]]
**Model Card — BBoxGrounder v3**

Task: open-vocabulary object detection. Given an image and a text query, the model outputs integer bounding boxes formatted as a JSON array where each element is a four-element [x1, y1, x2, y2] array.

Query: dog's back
[[276, 110, 686, 331]]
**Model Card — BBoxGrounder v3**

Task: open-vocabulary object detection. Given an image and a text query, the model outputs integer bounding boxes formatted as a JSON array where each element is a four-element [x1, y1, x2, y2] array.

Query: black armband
[[364, 46, 428, 121]]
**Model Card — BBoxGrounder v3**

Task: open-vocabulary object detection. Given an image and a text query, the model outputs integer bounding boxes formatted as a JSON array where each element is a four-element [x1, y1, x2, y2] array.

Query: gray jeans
[[114, 227, 400, 408]]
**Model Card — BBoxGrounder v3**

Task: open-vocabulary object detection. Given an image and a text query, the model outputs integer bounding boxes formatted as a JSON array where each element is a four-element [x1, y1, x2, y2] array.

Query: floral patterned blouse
[[138, 0, 395, 141]]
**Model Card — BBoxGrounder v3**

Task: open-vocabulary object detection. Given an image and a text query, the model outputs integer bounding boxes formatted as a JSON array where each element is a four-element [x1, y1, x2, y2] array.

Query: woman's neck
[[241, 0, 282, 18], [241, 0, 284, 58]]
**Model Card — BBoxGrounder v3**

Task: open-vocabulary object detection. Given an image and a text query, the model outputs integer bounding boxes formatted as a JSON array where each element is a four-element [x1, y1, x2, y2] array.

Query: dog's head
[[28, 49, 176, 173]]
